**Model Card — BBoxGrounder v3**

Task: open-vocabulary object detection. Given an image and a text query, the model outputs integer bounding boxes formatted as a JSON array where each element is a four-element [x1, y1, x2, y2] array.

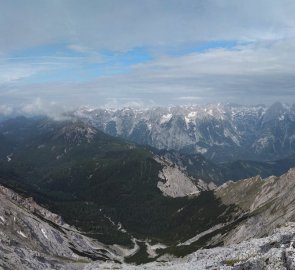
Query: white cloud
[[17, 98, 68, 119], [1, 39, 295, 107], [176, 96, 202, 101], [0, 64, 37, 84], [0, 104, 13, 115]]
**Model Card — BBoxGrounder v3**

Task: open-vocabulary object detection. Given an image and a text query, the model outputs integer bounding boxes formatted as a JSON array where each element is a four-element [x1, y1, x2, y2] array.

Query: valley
[[0, 113, 295, 269]]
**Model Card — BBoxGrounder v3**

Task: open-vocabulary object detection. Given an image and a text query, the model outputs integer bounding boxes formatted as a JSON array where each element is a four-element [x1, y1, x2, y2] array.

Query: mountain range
[[72, 102, 295, 162]]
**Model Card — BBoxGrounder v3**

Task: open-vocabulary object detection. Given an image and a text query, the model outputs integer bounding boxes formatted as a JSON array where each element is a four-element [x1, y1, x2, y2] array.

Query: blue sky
[[8, 40, 239, 84], [0, 0, 295, 115], [9, 45, 153, 83]]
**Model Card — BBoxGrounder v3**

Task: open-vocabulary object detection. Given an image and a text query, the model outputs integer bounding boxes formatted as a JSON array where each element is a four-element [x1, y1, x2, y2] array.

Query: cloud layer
[[1, 0, 295, 110], [1, 0, 295, 52]]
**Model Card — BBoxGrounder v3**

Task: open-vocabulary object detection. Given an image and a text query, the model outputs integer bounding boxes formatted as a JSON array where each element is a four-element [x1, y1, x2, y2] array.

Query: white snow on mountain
[[73, 102, 295, 161], [160, 113, 173, 124]]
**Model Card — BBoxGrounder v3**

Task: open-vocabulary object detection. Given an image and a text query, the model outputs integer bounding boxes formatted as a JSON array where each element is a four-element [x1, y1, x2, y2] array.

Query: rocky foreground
[[92, 223, 295, 269], [0, 184, 132, 270], [2, 181, 295, 269]]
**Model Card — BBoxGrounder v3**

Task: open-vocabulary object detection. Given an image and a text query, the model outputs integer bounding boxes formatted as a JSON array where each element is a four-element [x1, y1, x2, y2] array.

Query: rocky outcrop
[[3, 177, 295, 270], [82, 223, 295, 269], [0, 185, 130, 270], [154, 155, 216, 197], [216, 168, 295, 245]]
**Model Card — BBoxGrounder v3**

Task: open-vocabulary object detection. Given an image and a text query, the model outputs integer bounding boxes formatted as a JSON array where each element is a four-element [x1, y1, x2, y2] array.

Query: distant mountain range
[[73, 102, 295, 162]]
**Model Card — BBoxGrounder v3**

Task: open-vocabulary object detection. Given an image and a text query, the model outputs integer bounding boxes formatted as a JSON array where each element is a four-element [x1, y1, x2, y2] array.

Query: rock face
[[0, 185, 130, 270], [73, 102, 295, 162], [216, 168, 295, 245], [68, 223, 295, 269], [154, 155, 216, 198], [3, 180, 295, 270]]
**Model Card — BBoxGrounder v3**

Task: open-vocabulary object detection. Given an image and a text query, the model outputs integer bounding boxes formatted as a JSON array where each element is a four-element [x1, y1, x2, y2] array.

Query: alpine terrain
[[2, 1, 295, 269], [1, 116, 295, 269], [73, 102, 295, 162]]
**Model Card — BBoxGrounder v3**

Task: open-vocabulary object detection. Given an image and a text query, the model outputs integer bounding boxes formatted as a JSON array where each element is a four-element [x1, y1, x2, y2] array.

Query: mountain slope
[[0, 184, 127, 270], [216, 168, 295, 245], [3, 176, 295, 269], [2, 116, 295, 265], [0, 117, 241, 262], [155, 149, 295, 184]]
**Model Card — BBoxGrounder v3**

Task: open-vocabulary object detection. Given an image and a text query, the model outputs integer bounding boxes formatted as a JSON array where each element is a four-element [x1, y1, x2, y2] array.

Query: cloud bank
[[0, 0, 295, 111]]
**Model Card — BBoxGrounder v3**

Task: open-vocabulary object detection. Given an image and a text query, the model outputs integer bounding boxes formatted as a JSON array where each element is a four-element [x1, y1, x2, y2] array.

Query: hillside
[[2, 169, 295, 269], [1, 116, 295, 265]]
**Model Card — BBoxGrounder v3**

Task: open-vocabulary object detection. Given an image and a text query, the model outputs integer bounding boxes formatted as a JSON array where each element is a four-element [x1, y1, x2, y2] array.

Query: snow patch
[[188, 111, 197, 118], [17, 231, 27, 238], [41, 228, 48, 239], [0, 216, 5, 224], [195, 145, 208, 154], [160, 113, 172, 124], [6, 153, 13, 162]]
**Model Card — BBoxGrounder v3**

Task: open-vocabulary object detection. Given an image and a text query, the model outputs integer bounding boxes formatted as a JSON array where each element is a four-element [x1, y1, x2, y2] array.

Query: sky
[[1, 0, 295, 115]]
